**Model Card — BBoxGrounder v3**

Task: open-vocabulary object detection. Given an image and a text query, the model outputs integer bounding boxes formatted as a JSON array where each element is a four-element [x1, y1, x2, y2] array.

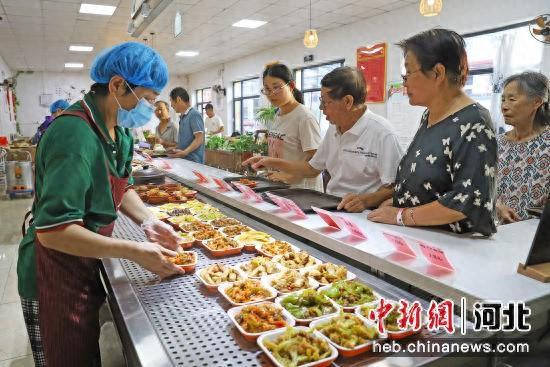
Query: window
[[463, 23, 545, 132], [294, 60, 344, 136], [195, 87, 212, 120], [232, 78, 260, 133]]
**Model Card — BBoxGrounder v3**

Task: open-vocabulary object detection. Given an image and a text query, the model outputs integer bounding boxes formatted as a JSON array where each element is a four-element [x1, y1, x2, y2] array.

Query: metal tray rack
[[109, 204, 448, 367]]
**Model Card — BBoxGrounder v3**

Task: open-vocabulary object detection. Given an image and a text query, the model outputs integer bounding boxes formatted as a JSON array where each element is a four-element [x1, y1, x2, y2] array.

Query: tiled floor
[[0, 199, 125, 367]]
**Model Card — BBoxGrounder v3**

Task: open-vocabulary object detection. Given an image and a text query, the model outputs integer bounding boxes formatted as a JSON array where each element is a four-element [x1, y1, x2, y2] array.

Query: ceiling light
[[69, 45, 94, 52], [419, 0, 443, 17], [303, 0, 318, 48], [232, 19, 267, 29], [65, 63, 84, 68], [79, 3, 116, 16], [176, 50, 199, 57]]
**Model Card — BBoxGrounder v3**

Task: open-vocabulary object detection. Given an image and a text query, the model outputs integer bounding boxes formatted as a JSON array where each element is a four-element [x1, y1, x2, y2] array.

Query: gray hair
[[503, 71, 550, 127]]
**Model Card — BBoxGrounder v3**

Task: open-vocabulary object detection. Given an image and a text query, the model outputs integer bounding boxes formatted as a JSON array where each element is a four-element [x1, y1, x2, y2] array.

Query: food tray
[[196, 264, 247, 292], [218, 281, 278, 307], [304, 263, 357, 286], [272, 253, 322, 270], [310, 313, 387, 357], [256, 241, 300, 258], [235, 231, 274, 252], [224, 176, 289, 192], [227, 301, 295, 342], [262, 269, 320, 295], [263, 188, 342, 213], [202, 238, 244, 257], [318, 282, 380, 312], [257, 326, 338, 367], [170, 251, 197, 272], [275, 291, 341, 325], [236, 259, 284, 279]]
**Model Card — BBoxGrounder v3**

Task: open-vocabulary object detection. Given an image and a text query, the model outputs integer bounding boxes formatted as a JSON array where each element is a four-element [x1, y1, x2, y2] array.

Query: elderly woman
[[17, 42, 184, 366], [154, 100, 178, 148], [496, 72, 549, 223], [369, 29, 497, 236]]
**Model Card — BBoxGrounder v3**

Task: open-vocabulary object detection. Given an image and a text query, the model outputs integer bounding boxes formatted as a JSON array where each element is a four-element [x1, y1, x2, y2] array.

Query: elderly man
[[167, 87, 205, 163], [243, 66, 404, 212]]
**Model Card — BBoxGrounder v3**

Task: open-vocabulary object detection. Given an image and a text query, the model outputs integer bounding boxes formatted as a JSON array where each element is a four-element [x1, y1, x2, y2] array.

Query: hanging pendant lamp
[[303, 0, 318, 48], [419, 0, 443, 17]]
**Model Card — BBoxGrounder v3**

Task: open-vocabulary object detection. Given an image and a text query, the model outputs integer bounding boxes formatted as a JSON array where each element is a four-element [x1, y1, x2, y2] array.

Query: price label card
[[159, 159, 172, 170], [418, 241, 454, 271], [333, 216, 367, 239], [267, 193, 291, 212], [383, 232, 416, 258], [281, 197, 307, 219], [192, 170, 209, 183], [211, 177, 230, 191], [234, 183, 263, 202], [311, 206, 341, 229]]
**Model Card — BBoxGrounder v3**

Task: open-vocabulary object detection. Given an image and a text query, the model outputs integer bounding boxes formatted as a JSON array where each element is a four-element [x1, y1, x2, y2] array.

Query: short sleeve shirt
[[309, 109, 403, 197], [177, 107, 205, 163], [268, 104, 322, 190], [496, 129, 549, 220], [393, 103, 497, 236], [155, 120, 178, 144], [205, 115, 224, 135], [17, 93, 134, 299]]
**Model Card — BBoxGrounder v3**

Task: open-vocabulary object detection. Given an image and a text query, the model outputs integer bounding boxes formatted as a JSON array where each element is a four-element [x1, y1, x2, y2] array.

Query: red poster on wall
[[357, 43, 387, 103]]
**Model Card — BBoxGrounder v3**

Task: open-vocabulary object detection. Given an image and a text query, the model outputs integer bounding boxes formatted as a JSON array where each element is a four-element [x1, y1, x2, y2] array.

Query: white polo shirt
[[308, 109, 404, 197]]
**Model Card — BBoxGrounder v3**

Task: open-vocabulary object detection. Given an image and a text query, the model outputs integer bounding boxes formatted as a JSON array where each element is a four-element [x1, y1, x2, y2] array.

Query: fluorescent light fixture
[[65, 62, 84, 68], [232, 19, 267, 29], [79, 3, 116, 16], [175, 50, 199, 57], [69, 45, 94, 52]]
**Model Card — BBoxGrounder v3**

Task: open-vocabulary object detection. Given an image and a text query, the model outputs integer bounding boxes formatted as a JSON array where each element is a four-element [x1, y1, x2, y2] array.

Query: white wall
[[14, 71, 188, 137], [186, 0, 550, 135], [0, 55, 14, 138]]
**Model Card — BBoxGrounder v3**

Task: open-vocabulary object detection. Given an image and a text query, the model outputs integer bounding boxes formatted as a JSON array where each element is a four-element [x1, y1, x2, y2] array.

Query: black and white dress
[[393, 103, 497, 236]]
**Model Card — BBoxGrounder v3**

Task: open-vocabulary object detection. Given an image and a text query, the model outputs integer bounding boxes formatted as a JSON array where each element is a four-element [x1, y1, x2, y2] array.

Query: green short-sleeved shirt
[[17, 93, 134, 299]]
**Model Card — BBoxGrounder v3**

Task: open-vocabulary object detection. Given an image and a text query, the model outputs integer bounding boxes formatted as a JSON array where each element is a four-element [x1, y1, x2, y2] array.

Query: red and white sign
[[383, 232, 416, 258], [333, 215, 367, 240], [267, 193, 291, 212], [211, 177, 233, 192], [192, 170, 209, 183], [418, 241, 454, 271], [281, 197, 307, 219], [234, 183, 263, 202], [311, 206, 341, 229]]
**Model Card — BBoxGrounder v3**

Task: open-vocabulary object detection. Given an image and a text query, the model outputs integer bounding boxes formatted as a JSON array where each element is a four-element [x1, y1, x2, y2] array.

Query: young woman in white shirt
[[261, 62, 322, 190]]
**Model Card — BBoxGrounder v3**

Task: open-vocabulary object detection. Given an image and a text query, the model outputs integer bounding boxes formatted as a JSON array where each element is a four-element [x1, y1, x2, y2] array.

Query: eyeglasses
[[319, 97, 335, 109], [401, 69, 422, 82], [260, 82, 290, 95]]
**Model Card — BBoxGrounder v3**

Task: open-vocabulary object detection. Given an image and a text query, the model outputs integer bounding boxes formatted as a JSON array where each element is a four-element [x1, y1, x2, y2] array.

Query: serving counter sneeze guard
[[99, 156, 550, 367]]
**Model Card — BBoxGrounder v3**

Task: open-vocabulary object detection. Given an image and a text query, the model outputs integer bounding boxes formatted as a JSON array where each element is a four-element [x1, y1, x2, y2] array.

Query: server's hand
[[132, 242, 185, 278], [141, 218, 183, 251], [497, 204, 520, 224]]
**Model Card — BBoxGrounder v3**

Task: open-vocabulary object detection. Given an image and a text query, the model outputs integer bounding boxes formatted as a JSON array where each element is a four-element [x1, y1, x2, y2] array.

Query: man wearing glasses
[[244, 66, 403, 212]]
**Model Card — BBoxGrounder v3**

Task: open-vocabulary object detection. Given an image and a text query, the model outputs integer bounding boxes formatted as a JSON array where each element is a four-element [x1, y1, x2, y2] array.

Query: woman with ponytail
[[496, 71, 549, 223], [261, 62, 323, 190]]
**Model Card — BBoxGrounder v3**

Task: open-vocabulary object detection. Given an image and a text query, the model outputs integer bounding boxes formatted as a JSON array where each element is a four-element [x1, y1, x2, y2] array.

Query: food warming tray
[[223, 176, 289, 192]]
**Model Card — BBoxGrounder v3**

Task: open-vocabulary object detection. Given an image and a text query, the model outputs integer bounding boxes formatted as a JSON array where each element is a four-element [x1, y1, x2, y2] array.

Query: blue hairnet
[[50, 99, 70, 114], [90, 42, 168, 93]]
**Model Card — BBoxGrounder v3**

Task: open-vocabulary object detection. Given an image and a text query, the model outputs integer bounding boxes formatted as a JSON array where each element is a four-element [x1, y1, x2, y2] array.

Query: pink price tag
[[418, 241, 454, 271], [267, 193, 291, 212], [235, 183, 263, 202], [211, 177, 229, 191], [233, 183, 251, 199], [159, 159, 172, 169], [383, 232, 416, 258], [311, 206, 341, 229], [192, 170, 209, 183], [333, 216, 367, 239], [281, 197, 307, 219]]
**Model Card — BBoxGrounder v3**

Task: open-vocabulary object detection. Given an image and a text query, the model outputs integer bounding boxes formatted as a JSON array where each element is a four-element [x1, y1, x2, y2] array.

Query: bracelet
[[408, 208, 417, 226], [396, 208, 405, 226]]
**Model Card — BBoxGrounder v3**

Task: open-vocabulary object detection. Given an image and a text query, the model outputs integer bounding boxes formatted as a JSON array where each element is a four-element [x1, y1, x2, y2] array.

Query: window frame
[[195, 87, 212, 119], [293, 59, 345, 94], [232, 77, 260, 134]]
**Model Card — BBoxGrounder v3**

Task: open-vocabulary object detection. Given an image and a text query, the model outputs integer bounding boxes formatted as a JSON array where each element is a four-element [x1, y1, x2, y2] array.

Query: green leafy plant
[[255, 106, 278, 131], [205, 135, 229, 150]]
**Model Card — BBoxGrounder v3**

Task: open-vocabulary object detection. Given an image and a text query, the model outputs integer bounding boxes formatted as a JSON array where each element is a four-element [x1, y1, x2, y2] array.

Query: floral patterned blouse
[[393, 103, 497, 236], [497, 129, 550, 220]]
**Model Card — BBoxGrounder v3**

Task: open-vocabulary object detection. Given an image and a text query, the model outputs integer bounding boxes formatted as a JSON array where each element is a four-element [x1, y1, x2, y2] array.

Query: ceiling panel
[[0, 0, 414, 74]]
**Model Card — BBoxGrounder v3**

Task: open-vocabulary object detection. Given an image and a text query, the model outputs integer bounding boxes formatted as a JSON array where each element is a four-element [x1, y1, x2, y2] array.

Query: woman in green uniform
[[17, 42, 184, 367]]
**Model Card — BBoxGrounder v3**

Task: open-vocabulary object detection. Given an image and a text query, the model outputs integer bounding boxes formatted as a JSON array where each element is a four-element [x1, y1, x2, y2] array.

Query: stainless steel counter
[[102, 191, 481, 367], [154, 158, 550, 322]]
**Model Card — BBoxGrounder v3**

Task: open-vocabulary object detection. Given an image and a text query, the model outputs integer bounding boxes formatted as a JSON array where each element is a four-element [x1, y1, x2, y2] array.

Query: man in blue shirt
[[167, 87, 205, 163]]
